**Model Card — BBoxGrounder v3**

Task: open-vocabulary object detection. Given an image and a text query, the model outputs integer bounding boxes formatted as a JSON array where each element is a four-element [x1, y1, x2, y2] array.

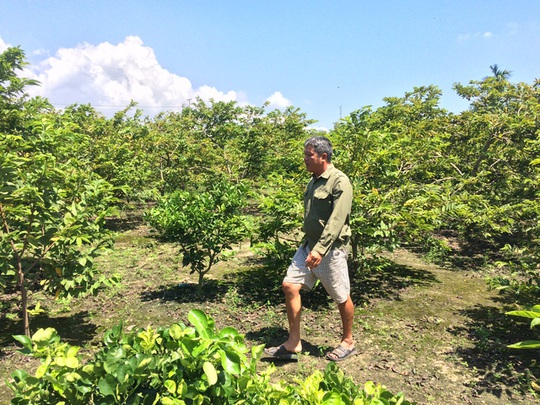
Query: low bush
[[8, 310, 414, 404]]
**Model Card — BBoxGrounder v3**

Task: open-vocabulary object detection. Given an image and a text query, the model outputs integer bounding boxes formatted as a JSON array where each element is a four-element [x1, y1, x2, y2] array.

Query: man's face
[[303, 146, 326, 174]]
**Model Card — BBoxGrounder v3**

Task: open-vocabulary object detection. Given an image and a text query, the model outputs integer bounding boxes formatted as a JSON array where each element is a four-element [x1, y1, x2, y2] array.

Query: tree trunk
[[471, 133, 496, 177], [197, 271, 205, 294], [17, 262, 30, 336], [351, 234, 359, 263]]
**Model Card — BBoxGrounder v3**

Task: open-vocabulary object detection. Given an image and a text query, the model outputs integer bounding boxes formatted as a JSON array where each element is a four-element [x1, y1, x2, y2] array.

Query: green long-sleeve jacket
[[302, 165, 353, 257]]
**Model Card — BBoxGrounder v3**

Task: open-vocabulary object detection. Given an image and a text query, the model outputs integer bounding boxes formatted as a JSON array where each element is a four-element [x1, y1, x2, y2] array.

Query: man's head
[[304, 136, 333, 163], [303, 136, 333, 176]]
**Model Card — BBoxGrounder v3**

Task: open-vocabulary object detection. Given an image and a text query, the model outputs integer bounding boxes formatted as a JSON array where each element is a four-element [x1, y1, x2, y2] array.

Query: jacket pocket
[[313, 188, 333, 217]]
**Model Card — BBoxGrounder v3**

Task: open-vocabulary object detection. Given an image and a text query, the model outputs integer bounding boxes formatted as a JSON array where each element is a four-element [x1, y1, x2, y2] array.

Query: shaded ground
[[1, 214, 539, 404]]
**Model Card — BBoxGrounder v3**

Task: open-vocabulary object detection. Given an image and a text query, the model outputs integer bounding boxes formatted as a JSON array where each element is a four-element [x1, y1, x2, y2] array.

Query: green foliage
[[450, 74, 540, 249], [331, 72, 540, 283], [56, 98, 315, 200], [78, 103, 160, 201], [487, 244, 540, 300], [291, 363, 414, 404], [252, 173, 304, 267], [0, 46, 41, 133], [332, 88, 453, 265], [0, 47, 119, 336], [145, 180, 250, 288], [8, 310, 415, 405], [0, 131, 119, 334], [8, 309, 265, 404], [144, 111, 191, 195], [3, 47, 540, 401], [506, 305, 540, 350]]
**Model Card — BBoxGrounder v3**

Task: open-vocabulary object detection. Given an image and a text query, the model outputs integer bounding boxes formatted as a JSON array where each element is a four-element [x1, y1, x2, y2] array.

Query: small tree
[[146, 180, 250, 290], [0, 47, 118, 336], [0, 133, 118, 336]]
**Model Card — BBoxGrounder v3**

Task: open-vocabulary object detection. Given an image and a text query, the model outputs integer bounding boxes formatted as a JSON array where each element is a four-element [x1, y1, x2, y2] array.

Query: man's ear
[[321, 152, 328, 161]]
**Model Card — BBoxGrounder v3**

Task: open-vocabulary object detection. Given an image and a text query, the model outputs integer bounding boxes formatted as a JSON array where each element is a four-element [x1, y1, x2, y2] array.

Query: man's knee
[[282, 281, 302, 296], [337, 295, 353, 307]]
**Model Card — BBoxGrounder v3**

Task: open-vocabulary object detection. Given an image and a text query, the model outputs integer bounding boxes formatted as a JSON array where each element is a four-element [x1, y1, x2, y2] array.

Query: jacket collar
[[313, 164, 335, 180]]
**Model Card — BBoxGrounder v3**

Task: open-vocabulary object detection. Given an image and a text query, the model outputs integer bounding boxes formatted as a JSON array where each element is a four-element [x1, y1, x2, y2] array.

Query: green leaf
[[218, 327, 240, 339], [130, 354, 153, 373], [220, 349, 241, 376], [13, 334, 32, 350], [35, 362, 49, 379], [98, 375, 116, 397], [169, 323, 183, 340], [161, 398, 177, 405], [164, 379, 176, 394], [188, 309, 212, 339], [65, 356, 80, 368], [508, 340, 540, 349], [321, 391, 344, 404], [192, 340, 212, 358], [203, 361, 218, 386], [32, 328, 57, 344], [531, 318, 540, 329], [10, 369, 29, 383], [506, 310, 540, 319], [250, 344, 265, 363], [66, 346, 79, 358]]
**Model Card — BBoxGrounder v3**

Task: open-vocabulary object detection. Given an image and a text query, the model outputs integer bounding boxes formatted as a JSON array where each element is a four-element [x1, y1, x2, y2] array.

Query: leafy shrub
[[8, 310, 416, 404], [9, 309, 264, 404], [488, 244, 540, 300], [145, 180, 250, 289]]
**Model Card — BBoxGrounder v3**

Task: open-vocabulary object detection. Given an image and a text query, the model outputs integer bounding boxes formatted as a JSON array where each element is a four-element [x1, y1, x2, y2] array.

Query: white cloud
[[32, 48, 49, 57], [23, 36, 243, 115], [3, 35, 294, 116], [308, 125, 329, 133], [266, 91, 291, 109], [194, 85, 238, 103], [0, 36, 11, 53], [458, 31, 494, 41]]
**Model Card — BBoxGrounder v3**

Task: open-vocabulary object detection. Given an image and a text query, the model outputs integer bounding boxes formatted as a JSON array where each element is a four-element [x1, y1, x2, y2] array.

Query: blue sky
[[1, 1, 539, 129]]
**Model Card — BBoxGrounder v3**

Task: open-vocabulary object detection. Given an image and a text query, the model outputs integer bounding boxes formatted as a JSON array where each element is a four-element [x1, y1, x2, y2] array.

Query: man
[[264, 136, 356, 362]]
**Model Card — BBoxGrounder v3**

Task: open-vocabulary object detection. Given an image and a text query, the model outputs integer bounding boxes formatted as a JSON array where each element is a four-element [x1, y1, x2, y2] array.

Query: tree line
[[1, 47, 539, 337]]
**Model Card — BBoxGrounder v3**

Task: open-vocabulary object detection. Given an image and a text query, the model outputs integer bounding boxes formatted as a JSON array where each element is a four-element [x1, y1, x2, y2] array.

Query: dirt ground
[[1, 218, 539, 404], [261, 250, 540, 404]]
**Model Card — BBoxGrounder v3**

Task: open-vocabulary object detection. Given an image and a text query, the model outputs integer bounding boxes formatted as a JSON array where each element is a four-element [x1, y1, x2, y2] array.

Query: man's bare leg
[[281, 281, 303, 353], [339, 295, 355, 345], [327, 295, 355, 360]]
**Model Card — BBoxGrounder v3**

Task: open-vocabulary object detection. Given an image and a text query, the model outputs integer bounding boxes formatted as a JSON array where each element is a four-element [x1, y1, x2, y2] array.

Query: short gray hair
[[304, 136, 333, 162]]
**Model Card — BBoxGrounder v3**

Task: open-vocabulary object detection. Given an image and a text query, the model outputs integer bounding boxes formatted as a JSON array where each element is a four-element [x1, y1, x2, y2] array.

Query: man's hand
[[305, 250, 322, 270]]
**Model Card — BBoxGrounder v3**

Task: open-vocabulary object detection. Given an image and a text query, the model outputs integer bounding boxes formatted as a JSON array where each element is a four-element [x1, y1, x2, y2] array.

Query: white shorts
[[283, 244, 350, 304]]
